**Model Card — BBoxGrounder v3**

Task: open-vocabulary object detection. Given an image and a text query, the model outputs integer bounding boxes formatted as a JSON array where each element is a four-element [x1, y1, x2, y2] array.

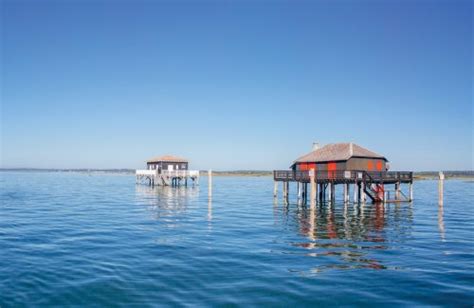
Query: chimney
[[312, 142, 320, 151]]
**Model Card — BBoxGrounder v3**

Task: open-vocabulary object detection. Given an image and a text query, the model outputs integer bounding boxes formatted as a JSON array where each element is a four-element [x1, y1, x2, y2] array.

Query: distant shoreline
[[1, 169, 473, 180]]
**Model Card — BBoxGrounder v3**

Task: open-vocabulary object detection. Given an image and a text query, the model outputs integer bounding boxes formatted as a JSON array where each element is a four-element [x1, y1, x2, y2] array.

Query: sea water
[[1, 172, 473, 306]]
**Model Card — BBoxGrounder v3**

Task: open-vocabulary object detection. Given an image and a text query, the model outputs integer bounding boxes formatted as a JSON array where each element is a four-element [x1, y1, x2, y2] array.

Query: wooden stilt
[[353, 182, 358, 203], [331, 183, 336, 202], [315, 179, 318, 205], [343, 183, 349, 203], [409, 182, 413, 202], [273, 181, 278, 198], [310, 171, 316, 207], [395, 182, 400, 200]]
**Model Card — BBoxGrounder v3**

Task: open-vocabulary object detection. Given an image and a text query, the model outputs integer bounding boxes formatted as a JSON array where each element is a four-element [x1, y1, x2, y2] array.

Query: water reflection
[[208, 197, 212, 222], [276, 202, 413, 273], [135, 185, 199, 220], [438, 202, 445, 241]]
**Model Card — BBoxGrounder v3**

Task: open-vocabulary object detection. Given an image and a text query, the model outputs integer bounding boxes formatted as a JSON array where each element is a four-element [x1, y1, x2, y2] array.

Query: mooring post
[[438, 171, 444, 206], [273, 180, 278, 198], [409, 182, 413, 202], [208, 169, 212, 197]]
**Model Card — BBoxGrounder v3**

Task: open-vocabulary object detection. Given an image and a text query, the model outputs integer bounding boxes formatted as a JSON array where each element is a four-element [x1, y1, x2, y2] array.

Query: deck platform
[[272, 170, 413, 203], [274, 170, 413, 184], [136, 169, 200, 187]]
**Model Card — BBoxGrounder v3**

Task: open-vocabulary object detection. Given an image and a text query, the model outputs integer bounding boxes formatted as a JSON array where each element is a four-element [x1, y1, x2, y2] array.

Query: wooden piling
[[328, 183, 334, 203], [273, 181, 278, 198], [310, 170, 316, 206], [360, 182, 366, 203], [395, 181, 400, 200], [409, 182, 413, 202], [353, 182, 358, 203], [331, 183, 336, 202], [343, 183, 349, 203], [438, 171, 444, 205], [319, 183, 323, 203]]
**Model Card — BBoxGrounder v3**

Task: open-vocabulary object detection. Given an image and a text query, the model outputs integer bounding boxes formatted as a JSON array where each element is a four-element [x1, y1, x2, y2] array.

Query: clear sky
[[1, 0, 472, 171]]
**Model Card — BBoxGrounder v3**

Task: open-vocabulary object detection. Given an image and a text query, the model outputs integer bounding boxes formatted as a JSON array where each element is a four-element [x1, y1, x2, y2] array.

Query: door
[[168, 165, 174, 171]]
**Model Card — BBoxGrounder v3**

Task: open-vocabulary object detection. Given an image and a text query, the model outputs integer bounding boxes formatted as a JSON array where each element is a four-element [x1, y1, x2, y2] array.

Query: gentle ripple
[[0, 172, 473, 306]]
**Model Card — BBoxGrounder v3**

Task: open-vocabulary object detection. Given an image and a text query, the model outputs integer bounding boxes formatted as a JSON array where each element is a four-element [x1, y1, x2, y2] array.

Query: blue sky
[[1, 0, 472, 171]]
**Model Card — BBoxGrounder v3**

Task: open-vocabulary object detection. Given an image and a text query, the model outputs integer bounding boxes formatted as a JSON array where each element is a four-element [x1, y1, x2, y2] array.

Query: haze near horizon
[[1, 0, 472, 171]]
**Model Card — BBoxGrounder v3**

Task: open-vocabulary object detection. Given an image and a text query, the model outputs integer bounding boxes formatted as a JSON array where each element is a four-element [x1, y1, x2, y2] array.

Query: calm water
[[1, 172, 473, 306]]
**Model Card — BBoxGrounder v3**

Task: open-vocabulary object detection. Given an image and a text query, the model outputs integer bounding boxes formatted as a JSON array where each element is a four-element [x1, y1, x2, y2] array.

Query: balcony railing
[[273, 170, 413, 183]]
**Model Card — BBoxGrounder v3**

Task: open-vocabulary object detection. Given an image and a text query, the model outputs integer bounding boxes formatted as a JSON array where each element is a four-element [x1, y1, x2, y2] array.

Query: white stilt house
[[136, 155, 199, 186]]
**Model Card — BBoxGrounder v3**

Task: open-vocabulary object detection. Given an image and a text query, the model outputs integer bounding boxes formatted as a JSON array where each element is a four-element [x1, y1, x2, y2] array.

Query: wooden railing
[[160, 170, 200, 178], [136, 170, 200, 178], [273, 170, 413, 183]]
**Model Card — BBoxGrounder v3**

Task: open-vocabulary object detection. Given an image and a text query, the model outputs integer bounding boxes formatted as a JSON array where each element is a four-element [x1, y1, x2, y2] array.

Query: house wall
[[294, 157, 386, 172], [147, 162, 189, 172], [346, 157, 386, 171]]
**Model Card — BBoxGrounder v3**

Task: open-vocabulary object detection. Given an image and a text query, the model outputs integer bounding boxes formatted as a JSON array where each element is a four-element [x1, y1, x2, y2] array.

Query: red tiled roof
[[293, 143, 386, 164], [147, 155, 188, 163]]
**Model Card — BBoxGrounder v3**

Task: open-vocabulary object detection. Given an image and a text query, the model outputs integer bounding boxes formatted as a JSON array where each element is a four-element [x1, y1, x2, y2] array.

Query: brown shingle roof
[[147, 155, 188, 163], [293, 143, 387, 164]]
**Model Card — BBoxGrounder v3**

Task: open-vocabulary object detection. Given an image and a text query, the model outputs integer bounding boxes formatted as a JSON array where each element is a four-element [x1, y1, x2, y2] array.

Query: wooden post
[[319, 183, 323, 203], [273, 181, 278, 198], [331, 183, 336, 203], [328, 183, 332, 203], [297, 182, 302, 200], [343, 183, 349, 203], [353, 182, 358, 203], [208, 169, 212, 197], [358, 183, 361, 203], [303, 183, 307, 202], [409, 182, 413, 202], [310, 170, 316, 207], [438, 171, 444, 205], [395, 182, 400, 200], [360, 182, 366, 203]]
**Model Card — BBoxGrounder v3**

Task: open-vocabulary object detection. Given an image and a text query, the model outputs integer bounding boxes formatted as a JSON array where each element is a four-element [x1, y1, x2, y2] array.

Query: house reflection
[[277, 201, 413, 272], [135, 185, 200, 220]]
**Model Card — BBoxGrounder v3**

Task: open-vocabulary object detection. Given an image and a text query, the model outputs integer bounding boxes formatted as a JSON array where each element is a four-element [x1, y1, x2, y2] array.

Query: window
[[368, 161, 374, 170]]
